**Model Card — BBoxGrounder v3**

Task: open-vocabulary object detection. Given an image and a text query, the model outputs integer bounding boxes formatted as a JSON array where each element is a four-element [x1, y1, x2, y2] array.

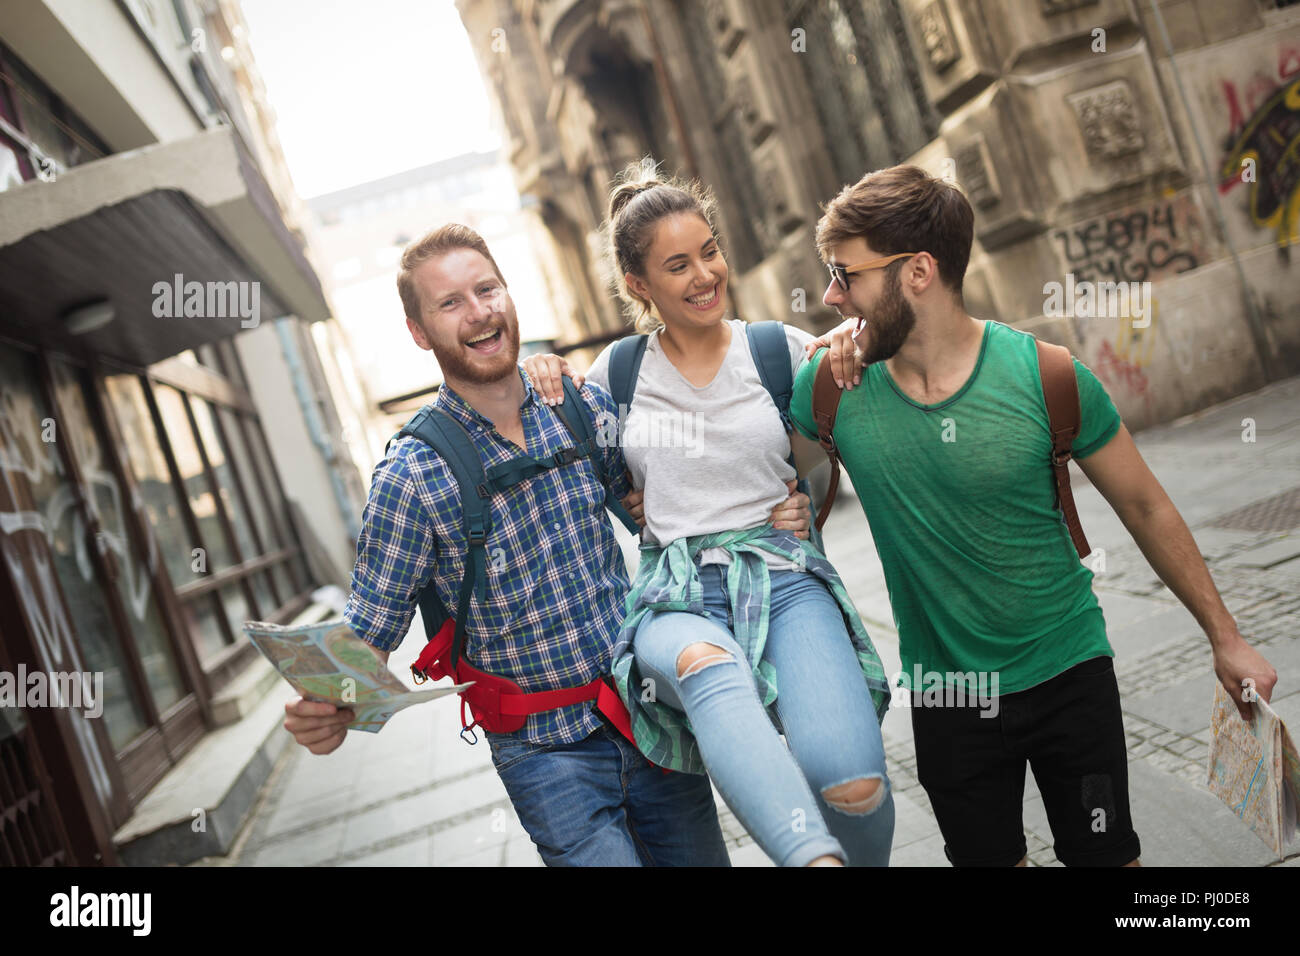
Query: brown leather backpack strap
[[1035, 339, 1091, 558], [812, 357, 846, 531]]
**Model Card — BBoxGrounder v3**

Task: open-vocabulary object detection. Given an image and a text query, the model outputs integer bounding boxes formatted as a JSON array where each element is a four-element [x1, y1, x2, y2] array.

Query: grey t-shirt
[[587, 318, 813, 567]]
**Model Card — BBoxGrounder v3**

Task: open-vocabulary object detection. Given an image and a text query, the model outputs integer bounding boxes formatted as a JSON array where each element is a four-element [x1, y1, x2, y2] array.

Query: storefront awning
[[0, 126, 330, 366]]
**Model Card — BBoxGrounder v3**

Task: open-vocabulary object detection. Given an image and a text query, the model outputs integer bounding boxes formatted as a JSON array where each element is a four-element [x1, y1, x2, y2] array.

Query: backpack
[[607, 320, 825, 552], [809, 337, 1092, 557], [389, 375, 640, 742]]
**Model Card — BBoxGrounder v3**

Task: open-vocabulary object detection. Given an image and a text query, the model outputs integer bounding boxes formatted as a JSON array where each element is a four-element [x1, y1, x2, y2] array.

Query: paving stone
[[1127, 760, 1280, 866], [503, 836, 544, 868], [338, 772, 507, 855], [1188, 527, 1271, 560], [891, 788, 938, 849], [1222, 535, 1300, 569], [246, 819, 346, 866], [890, 830, 949, 867], [1096, 590, 1176, 631], [728, 841, 776, 867], [1123, 673, 1219, 737], [430, 816, 511, 865], [339, 840, 430, 867], [262, 784, 356, 838]]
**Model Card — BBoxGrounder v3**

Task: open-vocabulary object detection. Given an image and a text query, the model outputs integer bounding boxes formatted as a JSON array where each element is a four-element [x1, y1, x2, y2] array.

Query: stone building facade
[[0, 0, 370, 865], [456, 0, 1300, 429]]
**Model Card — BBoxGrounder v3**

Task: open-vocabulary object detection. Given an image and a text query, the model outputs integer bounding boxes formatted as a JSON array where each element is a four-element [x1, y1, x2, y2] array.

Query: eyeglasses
[[825, 252, 917, 292]]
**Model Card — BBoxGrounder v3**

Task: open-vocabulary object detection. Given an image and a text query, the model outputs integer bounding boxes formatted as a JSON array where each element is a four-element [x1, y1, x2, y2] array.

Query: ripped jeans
[[632, 562, 894, 866]]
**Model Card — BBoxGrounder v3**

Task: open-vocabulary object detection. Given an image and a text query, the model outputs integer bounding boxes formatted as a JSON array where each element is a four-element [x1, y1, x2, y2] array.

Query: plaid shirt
[[344, 366, 632, 745]]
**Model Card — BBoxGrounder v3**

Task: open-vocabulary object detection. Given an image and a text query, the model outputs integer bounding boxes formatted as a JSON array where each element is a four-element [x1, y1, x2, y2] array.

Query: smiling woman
[[521, 160, 895, 867]]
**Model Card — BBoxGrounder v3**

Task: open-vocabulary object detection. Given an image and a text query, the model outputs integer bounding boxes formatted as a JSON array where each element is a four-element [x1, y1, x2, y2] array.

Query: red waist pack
[[410, 618, 636, 743]]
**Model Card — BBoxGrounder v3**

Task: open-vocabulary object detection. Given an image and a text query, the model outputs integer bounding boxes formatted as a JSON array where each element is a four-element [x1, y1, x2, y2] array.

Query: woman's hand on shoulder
[[521, 353, 582, 405], [803, 317, 865, 390]]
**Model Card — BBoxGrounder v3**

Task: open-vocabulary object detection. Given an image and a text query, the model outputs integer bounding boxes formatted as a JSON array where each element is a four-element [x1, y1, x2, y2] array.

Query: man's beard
[[429, 318, 521, 385], [857, 267, 916, 365]]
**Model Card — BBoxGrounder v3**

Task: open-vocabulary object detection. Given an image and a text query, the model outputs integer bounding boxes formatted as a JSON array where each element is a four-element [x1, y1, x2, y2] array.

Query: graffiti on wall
[[0, 382, 152, 804], [1092, 309, 1157, 417], [1053, 193, 1206, 352], [1053, 195, 1205, 287], [1218, 44, 1300, 248]]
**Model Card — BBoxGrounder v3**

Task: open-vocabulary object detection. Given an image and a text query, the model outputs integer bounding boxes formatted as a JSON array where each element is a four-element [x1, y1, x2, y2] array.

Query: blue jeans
[[487, 723, 731, 866], [633, 563, 894, 866]]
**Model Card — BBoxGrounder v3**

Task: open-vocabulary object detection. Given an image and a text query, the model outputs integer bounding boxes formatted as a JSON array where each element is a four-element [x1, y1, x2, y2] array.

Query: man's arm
[[1077, 425, 1277, 718], [285, 445, 435, 752]]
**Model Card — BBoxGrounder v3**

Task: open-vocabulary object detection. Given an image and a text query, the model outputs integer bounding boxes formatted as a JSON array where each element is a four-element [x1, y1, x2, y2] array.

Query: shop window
[[0, 346, 147, 750], [49, 359, 185, 716]]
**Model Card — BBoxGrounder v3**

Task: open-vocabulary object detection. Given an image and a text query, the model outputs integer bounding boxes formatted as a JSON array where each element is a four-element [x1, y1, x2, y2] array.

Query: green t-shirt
[[791, 320, 1122, 695]]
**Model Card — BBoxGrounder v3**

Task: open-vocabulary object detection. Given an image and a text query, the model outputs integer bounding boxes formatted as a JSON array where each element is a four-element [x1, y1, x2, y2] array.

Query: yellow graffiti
[[1114, 300, 1157, 368], [1220, 77, 1300, 248]]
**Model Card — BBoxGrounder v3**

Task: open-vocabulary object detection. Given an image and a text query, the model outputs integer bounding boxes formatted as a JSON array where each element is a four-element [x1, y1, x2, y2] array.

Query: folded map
[[244, 618, 470, 733], [1207, 680, 1300, 859]]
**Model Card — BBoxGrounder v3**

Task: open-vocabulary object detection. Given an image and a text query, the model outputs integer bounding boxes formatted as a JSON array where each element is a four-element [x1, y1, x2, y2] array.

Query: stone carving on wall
[[1068, 80, 1145, 161], [1041, 0, 1099, 15], [954, 135, 1000, 208], [725, 44, 777, 147], [754, 144, 805, 239], [916, 0, 959, 73], [705, 0, 744, 57]]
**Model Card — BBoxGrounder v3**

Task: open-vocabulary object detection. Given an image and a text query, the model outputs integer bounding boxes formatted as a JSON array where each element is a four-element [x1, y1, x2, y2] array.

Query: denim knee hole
[[675, 643, 736, 680], [822, 775, 888, 816]]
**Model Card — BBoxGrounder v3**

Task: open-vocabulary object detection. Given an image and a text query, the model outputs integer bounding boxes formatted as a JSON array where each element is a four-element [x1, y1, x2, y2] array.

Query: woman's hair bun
[[607, 163, 665, 221]]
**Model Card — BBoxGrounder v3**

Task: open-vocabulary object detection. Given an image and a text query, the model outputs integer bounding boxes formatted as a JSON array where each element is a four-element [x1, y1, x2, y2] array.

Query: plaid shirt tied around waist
[[612, 525, 891, 774], [344, 368, 632, 746]]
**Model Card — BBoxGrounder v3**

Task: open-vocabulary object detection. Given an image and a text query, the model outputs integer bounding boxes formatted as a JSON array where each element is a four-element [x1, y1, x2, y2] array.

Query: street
[[205, 374, 1300, 867]]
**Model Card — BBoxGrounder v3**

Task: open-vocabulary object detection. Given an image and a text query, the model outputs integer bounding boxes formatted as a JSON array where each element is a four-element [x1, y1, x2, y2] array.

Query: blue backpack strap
[[745, 320, 824, 551], [553, 376, 640, 534], [746, 320, 794, 428], [399, 406, 490, 669], [606, 334, 649, 414]]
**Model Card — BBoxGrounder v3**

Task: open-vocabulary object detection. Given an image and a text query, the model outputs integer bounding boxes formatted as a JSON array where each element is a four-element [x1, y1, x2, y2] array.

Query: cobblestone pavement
[[202, 376, 1300, 868]]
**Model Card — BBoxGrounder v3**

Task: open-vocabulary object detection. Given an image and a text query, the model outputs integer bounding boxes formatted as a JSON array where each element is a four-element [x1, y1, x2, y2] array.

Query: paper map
[[244, 618, 469, 733], [1207, 680, 1300, 859]]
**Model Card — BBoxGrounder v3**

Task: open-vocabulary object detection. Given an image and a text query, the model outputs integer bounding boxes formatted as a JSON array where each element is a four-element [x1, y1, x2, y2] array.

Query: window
[[49, 359, 186, 719], [0, 347, 147, 751], [103, 372, 235, 664], [102, 343, 316, 670], [675, 0, 767, 270], [785, 0, 936, 186]]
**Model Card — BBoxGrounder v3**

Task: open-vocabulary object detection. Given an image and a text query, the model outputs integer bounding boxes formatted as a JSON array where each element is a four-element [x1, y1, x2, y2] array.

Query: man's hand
[[284, 698, 355, 755], [620, 486, 646, 528], [1213, 633, 1278, 721], [521, 353, 581, 405], [770, 479, 811, 540], [804, 317, 868, 390]]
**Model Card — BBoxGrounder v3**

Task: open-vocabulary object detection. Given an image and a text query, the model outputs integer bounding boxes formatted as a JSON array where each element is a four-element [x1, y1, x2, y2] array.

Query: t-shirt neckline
[[881, 319, 993, 412], [650, 316, 738, 392]]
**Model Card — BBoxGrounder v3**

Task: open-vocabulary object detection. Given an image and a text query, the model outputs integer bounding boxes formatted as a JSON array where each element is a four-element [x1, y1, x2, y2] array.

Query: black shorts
[[910, 655, 1141, 867]]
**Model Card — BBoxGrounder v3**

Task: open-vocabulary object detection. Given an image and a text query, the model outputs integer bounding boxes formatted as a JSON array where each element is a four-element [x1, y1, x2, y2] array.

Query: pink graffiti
[[1094, 340, 1153, 413]]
